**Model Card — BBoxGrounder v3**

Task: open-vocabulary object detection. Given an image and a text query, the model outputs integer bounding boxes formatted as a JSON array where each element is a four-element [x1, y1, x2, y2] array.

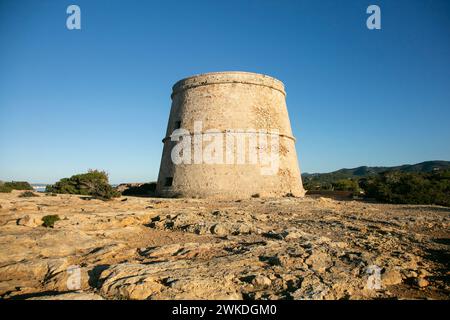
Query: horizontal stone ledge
[[161, 130, 296, 143]]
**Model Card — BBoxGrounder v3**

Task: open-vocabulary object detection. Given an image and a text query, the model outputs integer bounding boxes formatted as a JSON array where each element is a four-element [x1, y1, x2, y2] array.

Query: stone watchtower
[[156, 71, 305, 198]]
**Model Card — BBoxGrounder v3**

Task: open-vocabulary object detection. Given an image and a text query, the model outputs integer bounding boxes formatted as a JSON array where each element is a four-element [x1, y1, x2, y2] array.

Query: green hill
[[302, 160, 450, 189]]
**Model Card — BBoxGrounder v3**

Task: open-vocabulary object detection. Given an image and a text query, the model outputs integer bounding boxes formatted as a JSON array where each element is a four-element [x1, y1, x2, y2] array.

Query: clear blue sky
[[1, 0, 449, 184]]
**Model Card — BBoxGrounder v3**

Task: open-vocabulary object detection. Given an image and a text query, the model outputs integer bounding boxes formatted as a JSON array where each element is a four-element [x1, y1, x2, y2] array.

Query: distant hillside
[[302, 161, 450, 184]]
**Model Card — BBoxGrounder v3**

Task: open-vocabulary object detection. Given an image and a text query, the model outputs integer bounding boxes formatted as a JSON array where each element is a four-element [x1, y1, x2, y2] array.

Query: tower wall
[[156, 71, 305, 198]]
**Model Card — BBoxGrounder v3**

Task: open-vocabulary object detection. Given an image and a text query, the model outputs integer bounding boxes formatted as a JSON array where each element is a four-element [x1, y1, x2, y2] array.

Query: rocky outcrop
[[0, 191, 448, 300], [117, 183, 156, 196]]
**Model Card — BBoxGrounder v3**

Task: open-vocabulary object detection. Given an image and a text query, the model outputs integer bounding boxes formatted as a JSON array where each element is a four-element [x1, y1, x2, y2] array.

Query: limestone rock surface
[[0, 191, 448, 300]]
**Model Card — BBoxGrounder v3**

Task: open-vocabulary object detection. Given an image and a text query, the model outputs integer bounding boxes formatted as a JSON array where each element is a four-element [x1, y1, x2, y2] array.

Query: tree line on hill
[[302, 161, 450, 207]]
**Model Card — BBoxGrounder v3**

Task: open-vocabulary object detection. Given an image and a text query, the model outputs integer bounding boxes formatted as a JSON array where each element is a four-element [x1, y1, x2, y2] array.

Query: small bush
[[332, 179, 361, 193], [4, 181, 33, 190], [42, 215, 60, 228], [0, 185, 12, 193], [121, 183, 156, 196], [91, 183, 121, 200], [0, 181, 33, 193], [46, 169, 120, 200], [303, 181, 333, 191], [19, 191, 39, 197]]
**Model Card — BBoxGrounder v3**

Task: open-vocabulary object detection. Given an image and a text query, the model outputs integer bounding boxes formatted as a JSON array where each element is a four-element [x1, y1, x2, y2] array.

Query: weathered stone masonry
[[156, 71, 305, 198]]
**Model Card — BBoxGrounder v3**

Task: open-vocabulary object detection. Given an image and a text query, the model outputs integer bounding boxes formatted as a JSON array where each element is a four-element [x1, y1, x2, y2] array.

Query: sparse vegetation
[[19, 191, 39, 198], [304, 168, 450, 207], [46, 170, 120, 200], [91, 182, 121, 200], [4, 181, 33, 190], [121, 183, 156, 196], [46, 193, 58, 197], [0, 184, 12, 193], [0, 181, 33, 193], [331, 179, 361, 193], [42, 215, 60, 228], [302, 160, 450, 191], [361, 170, 450, 207]]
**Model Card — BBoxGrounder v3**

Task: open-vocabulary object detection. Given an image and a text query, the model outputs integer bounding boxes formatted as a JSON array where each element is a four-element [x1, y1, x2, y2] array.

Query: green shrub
[[121, 183, 156, 196], [303, 181, 333, 191], [0, 181, 33, 192], [361, 170, 450, 206], [42, 215, 60, 228], [0, 185, 12, 193], [46, 169, 120, 200], [332, 179, 361, 193], [305, 169, 450, 206], [19, 191, 39, 197], [91, 183, 121, 200], [4, 181, 33, 190]]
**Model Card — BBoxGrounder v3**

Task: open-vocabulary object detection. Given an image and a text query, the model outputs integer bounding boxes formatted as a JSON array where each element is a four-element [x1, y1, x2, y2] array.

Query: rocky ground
[[0, 190, 448, 300]]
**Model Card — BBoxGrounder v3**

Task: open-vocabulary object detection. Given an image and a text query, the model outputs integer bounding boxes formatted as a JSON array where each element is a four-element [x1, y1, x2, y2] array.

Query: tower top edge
[[171, 71, 286, 97]]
